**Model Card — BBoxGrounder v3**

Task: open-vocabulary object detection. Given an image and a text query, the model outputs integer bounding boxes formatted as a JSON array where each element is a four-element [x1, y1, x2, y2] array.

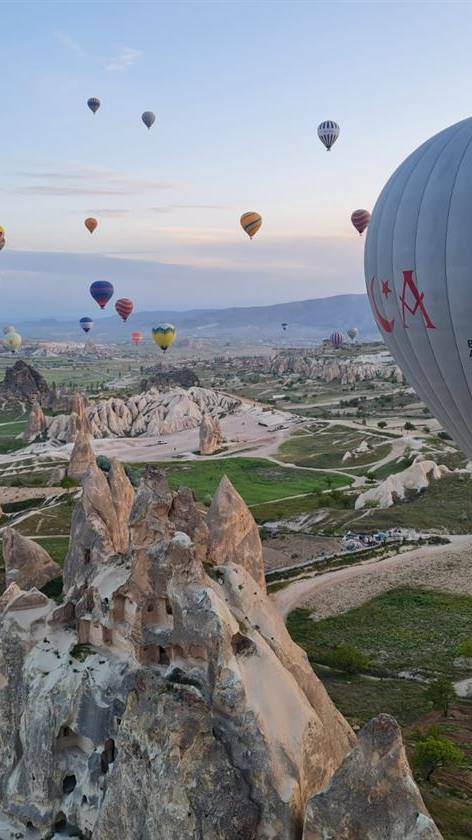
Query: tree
[[425, 676, 457, 717], [326, 643, 369, 674], [404, 421, 416, 431], [456, 639, 472, 658], [377, 421, 387, 429], [414, 735, 464, 781]]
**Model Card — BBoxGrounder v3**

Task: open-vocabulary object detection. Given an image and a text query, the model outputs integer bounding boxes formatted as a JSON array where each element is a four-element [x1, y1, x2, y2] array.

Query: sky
[[2, 0, 472, 319]]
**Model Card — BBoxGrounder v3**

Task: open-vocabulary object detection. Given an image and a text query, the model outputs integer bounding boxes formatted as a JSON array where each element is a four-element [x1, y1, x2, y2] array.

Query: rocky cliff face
[[68, 427, 96, 480], [0, 465, 440, 839], [23, 400, 47, 442], [269, 350, 402, 385], [1, 360, 51, 403], [2, 527, 61, 591], [141, 366, 200, 391]]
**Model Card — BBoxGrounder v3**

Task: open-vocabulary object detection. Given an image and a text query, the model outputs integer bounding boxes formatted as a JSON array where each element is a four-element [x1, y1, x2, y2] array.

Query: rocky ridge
[[355, 459, 449, 510], [270, 350, 402, 385], [0, 464, 440, 838]]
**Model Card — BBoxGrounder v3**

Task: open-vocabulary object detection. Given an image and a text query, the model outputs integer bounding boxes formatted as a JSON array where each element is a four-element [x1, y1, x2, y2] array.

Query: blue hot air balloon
[[142, 111, 156, 130], [90, 281, 114, 310], [80, 317, 94, 334], [87, 97, 101, 114]]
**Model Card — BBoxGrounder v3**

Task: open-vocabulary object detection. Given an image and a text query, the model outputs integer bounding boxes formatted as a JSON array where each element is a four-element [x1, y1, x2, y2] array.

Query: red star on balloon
[[381, 280, 392, 298]]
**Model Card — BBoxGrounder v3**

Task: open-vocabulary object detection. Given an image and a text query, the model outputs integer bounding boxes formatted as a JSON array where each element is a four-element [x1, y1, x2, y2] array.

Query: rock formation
[[269, 350, 403, 385], [199, 410, 224, 454], [68, 426, 96, 480], [0, 464, 441, 839], [207, 475, 265, 591], [141, 365, 200, 391], [0, 360, 51, 403], [355, 459, 449, 509], [23, 399, 47, 442], [303, 714, 441, 839], [2, 527, 61, 591]]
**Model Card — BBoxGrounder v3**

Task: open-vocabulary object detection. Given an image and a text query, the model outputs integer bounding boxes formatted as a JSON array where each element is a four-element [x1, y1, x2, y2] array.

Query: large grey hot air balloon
[[365, 116, 472, 458]]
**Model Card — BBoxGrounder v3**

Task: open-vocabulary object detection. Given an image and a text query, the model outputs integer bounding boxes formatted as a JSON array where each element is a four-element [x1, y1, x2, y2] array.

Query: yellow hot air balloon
[[240, 211, 262, 239], [84, 217, 98, 234], [4, 331, 22, 353], [152, 323, 176, 353]]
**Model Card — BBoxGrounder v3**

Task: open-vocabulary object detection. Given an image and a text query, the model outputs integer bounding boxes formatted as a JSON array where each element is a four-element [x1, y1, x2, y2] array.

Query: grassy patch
[[15, 502, 73, 537], [131, 458, 350, 507], [288, 588, 472, 680], [358, 474, 472, 533], [319, 671, 431, 727], [278, 426, 391, 470]]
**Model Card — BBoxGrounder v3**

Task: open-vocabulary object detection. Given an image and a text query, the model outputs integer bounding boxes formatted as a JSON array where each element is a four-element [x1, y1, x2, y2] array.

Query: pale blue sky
[[1, 0, 472, 317]]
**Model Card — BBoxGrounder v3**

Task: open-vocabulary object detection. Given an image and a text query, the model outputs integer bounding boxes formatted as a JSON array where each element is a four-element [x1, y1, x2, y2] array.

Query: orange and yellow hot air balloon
[[84, 217, 98, 235], [240, 211, 262, 239]]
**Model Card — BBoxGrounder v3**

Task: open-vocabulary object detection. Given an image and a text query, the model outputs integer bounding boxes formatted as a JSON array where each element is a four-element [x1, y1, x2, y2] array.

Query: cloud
[[85, 209, 130, 218], [54, 31, 86, 58], [151, 204, 231, 213], [7, 166, 185, 197], [106, 47, 142, 72]]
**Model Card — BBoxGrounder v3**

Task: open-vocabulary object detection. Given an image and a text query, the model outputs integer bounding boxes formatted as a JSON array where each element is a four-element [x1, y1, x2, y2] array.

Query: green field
[[14, 499, 74, 537], [137, 458, 351, 507], [288, 588, 472, 679], [359, 474, 472, 533], [278, 426, 392, 470]]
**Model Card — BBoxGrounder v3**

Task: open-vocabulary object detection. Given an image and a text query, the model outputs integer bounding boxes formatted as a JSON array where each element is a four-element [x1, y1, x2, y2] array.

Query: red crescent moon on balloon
[[368, 277, 395, 333]]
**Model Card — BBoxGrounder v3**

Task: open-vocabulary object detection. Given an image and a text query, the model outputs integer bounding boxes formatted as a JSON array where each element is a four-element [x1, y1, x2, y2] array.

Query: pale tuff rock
[[207, 475, 266, 591], [270, 350, 402, 385], [303, 714, 442, 840], [23, 400, 47, 443], [45, 411, 80, 444], [199, 410, 224, 454], [2, 527, 61, 592], [68, 426, 95, 480], [355, 459, 449, 510], [63, 460, 135, 593], [0, 585, 50, 613]]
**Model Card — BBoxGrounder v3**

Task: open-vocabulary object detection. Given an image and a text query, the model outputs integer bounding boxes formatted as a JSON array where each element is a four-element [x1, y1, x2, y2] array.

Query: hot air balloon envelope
[[3, 326, 15, 335], [115, 298, 134, 322], [85, 217, 98, 234], [281, 322, 288, 331], [240, 212, 262, 239], [87, 97, 100, 114], [317, 120, 340, 151], [4, 332, 22, 353], [80, 317, 94, 334], [347, 327, 359, 341], [131, 331, 143, 346], [0, 226, 5, 251], [152, 324, 176, 352], [142, 111, 156, 129], [90, 281, 114, 309], [351, 209, 371, 235], [365, 116, 472, 459], [330, 331, 343, 349]]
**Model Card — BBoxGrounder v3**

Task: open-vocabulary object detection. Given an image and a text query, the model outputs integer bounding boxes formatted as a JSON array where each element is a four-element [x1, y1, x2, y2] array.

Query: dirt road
[[272, 535, 472, 620]]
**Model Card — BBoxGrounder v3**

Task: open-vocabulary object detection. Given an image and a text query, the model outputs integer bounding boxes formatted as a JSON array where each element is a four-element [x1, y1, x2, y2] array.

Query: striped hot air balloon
[[351, 209, 371, 236], [87, 97, 100, 114], [330, 331, 343, 349], [317, 120, 340, 151], [240, 212, 262, 239], [80, 317, 94, 334], [131, 331, 143, 346], [152, 323, 176, 353], [115, 298, 134, 322], [90, 281, 114, 309]]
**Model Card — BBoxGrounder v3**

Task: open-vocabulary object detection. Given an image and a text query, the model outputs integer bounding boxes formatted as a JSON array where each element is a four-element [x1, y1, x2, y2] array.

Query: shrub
[[404, 421, 416, 431], [96, 455, 111, 473], [425, 676, 457, 717], [377, 421, 387, 429], [456, 639, 472, 658], [414, 735, 464, 781], [438, 431, 452, 440], [324, 643, 370, 674]]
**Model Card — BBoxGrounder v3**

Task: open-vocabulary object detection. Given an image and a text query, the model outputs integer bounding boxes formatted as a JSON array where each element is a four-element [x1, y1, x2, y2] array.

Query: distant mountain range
[[14, 294, 378, 343]]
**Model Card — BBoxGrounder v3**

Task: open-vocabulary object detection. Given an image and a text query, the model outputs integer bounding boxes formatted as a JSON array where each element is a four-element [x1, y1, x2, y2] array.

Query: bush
[[425, 676, 457, 717], [404, 421, 416, 431], [96, 455, 111, 473], [414, 735, 464, 781], [456, 639, 472, 658], [324, 643, 370, 674], [438, 431, 452, 440], [377, 421, 387, 429]]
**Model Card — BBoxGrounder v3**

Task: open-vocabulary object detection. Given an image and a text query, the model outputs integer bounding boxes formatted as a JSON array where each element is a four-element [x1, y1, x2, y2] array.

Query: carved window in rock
[[101, 738, 116, 774]]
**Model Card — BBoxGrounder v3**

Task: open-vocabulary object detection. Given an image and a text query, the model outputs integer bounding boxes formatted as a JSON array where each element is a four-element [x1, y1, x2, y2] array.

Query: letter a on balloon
[[400, 271, 435, 329]]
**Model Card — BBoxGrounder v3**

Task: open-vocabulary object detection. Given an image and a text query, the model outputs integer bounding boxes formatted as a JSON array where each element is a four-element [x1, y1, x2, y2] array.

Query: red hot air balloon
[[131, 331, 143, 346], [351, 209, 371, 236], [115, 298, 134, 322], [330, 331, 343, 349]]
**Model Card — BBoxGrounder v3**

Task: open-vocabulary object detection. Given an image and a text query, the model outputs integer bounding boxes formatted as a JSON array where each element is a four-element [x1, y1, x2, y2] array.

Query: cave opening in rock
[[159, 646, 170, 665], [231, 632, 256, 656], [83, 548, 91, 565], [101, 738, 116, 773], [62, 774, 77, 794], [54, 812, 67, 832]]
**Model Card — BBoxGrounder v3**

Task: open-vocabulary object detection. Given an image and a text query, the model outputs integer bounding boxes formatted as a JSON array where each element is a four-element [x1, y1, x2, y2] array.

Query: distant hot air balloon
[[90, 281, 114, 309], [131, 331, 143, 347], [142, 111, 156, 130], [240, 212, 262, 239], [84, 217, 98, 234], [281, 322, 288, 331], [3, 326, 15, 335], [365, 115, 472, 459], [347, 327, 359, 341], [152, 323, 176, 353], [330, 331, 343, 349], [351, 209, 371, 236], [317, 120, 340, 151], [115, 298, 134, 322], [0, 226, 5, 251], [80, 317, 94, 334], [4, 331, 22, 353], [87, 97, 100, 114]]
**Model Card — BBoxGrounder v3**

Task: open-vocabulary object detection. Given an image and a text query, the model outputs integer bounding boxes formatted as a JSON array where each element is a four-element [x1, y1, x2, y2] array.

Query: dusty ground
[[263, 534, 343, 568], [273, 535, 472, 620], [0, 486, 66, 504]]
